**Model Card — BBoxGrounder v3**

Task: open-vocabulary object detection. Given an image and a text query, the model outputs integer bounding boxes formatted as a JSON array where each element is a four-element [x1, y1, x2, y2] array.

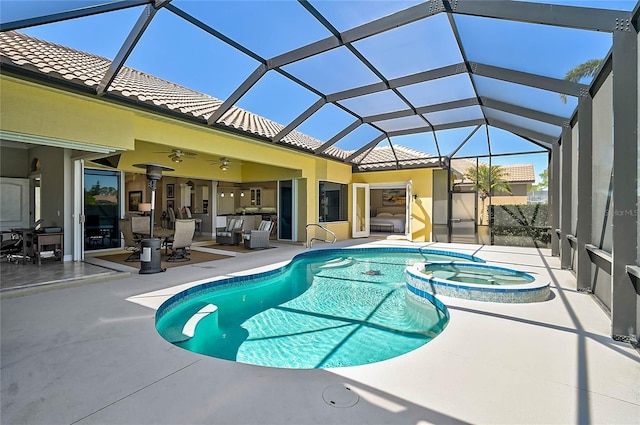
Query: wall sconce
[[220, 192, 225, 197], [240, 191, 245, 197], [413, 194, 419, 200], [230, 192, 234, 197]]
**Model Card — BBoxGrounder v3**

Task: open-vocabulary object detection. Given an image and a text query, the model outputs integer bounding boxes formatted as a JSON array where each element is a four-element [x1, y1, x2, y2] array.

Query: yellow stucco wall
[[1, 77, 134, 150], [3, 75, 438, 243], [1, 76, 360, 240], [353, 169, 434, 242]]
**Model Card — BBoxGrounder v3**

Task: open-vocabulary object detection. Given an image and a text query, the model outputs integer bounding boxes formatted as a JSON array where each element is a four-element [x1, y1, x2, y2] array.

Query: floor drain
[[322, 384, 359, 408]]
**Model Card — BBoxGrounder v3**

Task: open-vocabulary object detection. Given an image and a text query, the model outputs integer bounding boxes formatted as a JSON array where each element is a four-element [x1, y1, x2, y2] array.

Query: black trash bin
[[139, 238, 163, 274]]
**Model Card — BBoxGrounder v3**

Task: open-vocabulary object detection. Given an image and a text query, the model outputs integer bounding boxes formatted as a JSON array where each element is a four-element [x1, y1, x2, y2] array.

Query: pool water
[[424, 263, 535, 286], [156, 250, 475, 369]]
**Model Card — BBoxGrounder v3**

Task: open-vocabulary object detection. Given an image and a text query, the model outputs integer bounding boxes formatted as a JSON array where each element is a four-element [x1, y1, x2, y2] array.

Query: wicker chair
[[216, 218, 244, 245], [165, 219, 195, 262], [243, 220, 273, 249]]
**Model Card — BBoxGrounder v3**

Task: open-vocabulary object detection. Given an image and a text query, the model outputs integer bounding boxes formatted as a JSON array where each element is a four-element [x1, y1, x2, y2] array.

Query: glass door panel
[[84, 168, 121, 251], [352, 183, 369, 238], [278, 180, 293, 240]]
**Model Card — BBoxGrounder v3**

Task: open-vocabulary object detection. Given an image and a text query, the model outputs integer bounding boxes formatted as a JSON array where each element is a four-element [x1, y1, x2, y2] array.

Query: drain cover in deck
[[322, 384, 359, 408]]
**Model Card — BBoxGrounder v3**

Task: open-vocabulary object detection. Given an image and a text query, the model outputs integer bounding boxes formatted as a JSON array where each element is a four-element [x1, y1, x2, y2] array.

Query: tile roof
[[502, 164, 536, 182], [353, 145, 440, 170], [0, 30, 345, 159], [0, 31, 535, 177], [450, 158, 535, 183]]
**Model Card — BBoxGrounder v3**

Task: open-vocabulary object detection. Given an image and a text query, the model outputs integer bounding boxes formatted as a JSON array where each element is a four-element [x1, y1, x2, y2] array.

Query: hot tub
[[406, 262, 550, 303]]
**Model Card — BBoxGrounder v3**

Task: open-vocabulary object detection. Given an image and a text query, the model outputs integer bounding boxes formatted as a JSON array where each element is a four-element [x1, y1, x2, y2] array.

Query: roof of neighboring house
[[502, 164, 537, 183], [93, 195, 118, 204], [451, 158, 535, 184]]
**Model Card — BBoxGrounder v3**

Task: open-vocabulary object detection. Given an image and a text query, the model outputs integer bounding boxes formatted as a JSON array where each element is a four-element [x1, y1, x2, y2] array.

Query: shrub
[[490, 204, 551, 247]]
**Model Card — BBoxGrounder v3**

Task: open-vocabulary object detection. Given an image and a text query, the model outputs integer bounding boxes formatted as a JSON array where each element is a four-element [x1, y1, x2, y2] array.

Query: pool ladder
[[306, 224, 337, 248]]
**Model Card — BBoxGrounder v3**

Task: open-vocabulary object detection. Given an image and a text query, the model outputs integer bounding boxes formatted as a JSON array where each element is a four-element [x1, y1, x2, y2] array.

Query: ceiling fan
[[154, 149, 197, 163], [209, 157, 233, 171]]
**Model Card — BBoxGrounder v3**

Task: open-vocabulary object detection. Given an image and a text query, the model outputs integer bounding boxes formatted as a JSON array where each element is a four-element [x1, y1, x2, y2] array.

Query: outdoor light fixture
[[230, 192, 234, 197], [240, 191, 245, 197], [220, 192, 224, 197]]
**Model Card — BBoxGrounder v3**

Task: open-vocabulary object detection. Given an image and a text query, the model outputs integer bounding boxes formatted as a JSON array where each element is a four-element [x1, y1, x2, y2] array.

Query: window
[[319, 181, 348, 222]]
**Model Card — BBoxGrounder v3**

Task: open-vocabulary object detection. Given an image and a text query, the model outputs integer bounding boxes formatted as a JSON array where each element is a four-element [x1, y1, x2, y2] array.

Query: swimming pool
[[156, 248, 483, 369]]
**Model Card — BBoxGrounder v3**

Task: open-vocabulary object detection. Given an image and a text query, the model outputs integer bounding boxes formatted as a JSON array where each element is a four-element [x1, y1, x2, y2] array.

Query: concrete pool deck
[[1, 240, 638, 424]]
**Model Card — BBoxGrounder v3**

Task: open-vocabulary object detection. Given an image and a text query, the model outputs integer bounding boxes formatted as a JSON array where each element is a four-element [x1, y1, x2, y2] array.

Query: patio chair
[[168, 207, 176, 229], [131, 216, 150, 236], [243, 220, 273, 249], [165, 219, 195, 262], [184, 207, 202, 234], [216, 218, 244, 245], [120, 218, 142, 262]]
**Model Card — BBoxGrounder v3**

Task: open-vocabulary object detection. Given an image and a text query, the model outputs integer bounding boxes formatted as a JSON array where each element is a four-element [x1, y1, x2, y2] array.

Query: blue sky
[[3, 0, 637, 182]]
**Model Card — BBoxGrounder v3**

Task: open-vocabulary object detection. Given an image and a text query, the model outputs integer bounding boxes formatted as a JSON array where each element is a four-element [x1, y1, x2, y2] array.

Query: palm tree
[[560, 58, 603, 103], [465, 164, 511, 224]]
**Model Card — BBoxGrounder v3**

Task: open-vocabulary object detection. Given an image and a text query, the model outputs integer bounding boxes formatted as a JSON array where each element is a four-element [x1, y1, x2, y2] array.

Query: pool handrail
[[305, 223, 337, 248]]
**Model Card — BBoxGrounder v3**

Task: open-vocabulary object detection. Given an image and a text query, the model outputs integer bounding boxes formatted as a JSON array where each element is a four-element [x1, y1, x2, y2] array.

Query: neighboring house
[[450, 158, 535, 225], [451, 158, 535, 204]]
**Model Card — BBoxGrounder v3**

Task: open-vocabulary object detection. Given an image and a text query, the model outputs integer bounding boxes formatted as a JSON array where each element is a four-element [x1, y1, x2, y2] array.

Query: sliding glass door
[[278, 180, 293, 240]]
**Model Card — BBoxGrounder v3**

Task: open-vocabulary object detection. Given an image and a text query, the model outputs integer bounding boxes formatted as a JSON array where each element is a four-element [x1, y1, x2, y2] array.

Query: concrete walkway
[[1, 240, 638, 424]]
